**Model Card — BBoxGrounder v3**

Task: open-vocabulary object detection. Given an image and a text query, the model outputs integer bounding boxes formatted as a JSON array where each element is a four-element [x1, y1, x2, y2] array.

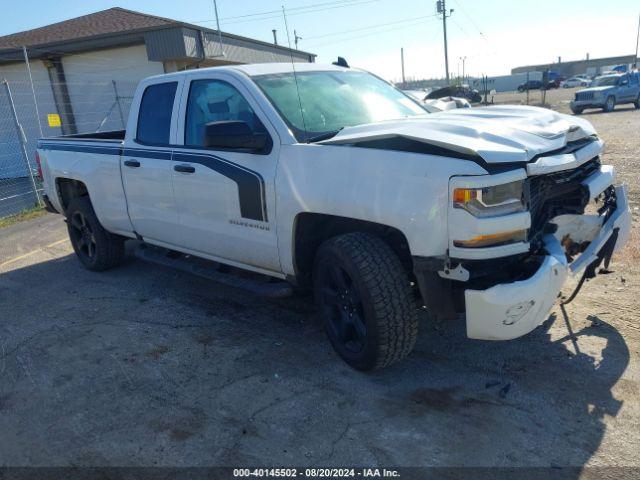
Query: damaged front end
[[417, 137, 631, 340], [464, 183, 628, 340]]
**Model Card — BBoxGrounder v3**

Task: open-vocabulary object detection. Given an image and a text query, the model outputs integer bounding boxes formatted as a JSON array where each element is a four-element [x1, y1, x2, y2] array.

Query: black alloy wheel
[[313, 232, 418, 371], [69, 210, 97, 261], [318, 263, 368, 355], [65, 196, 125, 271]]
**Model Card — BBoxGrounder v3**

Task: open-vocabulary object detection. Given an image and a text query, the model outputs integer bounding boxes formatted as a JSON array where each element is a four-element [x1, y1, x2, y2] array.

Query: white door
[[170, 74, 281, 273], [121, 80, 182, 244]]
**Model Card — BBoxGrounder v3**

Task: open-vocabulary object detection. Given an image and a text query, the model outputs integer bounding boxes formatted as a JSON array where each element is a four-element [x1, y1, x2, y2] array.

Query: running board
[[135, 246, 293, 298]]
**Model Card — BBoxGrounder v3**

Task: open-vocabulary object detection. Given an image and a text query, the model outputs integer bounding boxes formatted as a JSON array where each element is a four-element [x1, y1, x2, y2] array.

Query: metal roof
[[512, 54, 636, 74], [0, 8, 172, 49], [0, 7, 315, 63]]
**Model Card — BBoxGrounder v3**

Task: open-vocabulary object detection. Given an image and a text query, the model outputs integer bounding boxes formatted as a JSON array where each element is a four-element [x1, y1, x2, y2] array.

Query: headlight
[[453, 180, 525, 217]]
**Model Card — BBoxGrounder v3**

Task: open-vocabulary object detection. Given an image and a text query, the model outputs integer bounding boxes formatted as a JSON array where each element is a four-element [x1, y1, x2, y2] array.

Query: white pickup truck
[[37, 63, 631, 370]]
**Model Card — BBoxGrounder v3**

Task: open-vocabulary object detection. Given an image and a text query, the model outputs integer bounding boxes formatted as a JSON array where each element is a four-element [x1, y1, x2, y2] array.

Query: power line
[[192, 0, 380, 26], [451, 17, 471, 38], [226, 0, 380, 25], [192, 0, 366, 23], [448, 17, 498, 59], [450, 0, 489, 43], [305, 17, 439, 49], [304, 13, 438, 40], [635, 12, 639, 68]]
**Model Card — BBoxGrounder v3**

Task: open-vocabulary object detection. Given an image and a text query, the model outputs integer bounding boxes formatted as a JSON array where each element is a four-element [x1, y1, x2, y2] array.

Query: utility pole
[[459, 56, 467, 84], [635, 12, 640, 68], [294, 30, 302, 49], [212, 0, 225, 57], [401, 47, 406, 84], [436, 0, 454, 84]]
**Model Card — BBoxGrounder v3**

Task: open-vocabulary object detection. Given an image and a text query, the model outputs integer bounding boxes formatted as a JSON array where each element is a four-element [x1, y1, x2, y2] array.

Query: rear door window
[[136, 82, 178, 145]]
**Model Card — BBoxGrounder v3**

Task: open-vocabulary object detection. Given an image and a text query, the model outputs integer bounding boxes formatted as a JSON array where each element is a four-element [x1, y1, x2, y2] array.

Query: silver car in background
[[561, 76, 591, 88]]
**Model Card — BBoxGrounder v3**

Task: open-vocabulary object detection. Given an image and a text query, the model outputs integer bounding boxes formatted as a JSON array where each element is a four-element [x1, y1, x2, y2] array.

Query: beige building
[[512, 54, 637, 77]]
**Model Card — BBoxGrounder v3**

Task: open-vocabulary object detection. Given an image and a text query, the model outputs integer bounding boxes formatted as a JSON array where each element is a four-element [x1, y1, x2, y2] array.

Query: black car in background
[[517, 79, 557, 92], [426, 85, 482, 103]]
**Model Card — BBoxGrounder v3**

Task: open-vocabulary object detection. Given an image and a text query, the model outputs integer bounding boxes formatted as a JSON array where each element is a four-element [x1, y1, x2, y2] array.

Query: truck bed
[[37, 130, 130, 236]]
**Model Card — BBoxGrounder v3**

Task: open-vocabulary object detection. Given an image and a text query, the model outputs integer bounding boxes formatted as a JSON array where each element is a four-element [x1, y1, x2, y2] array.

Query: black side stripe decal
[[172, 151, 267, 222], [38, 142, 267, 222]]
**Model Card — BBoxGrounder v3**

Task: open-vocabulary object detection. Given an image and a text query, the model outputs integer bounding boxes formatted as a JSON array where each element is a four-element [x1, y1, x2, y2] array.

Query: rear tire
[[66, 196, 125, 271], [634, 94, 640, 109], [313, 232, 418, 371], [603, 96, 615, 112]]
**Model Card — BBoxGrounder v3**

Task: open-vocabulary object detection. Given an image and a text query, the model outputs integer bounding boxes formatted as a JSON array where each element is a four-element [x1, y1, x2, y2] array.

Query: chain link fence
[[0, 79, 42, 218], [0, 58, 136, 219]]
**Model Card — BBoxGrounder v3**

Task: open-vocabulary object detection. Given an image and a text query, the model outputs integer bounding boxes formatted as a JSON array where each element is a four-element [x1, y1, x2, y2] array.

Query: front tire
[[603, 96, 615, 112], [571, 106, 583, 115], [634, 94, 640, 109], [66, 196, 125, 271], [313, 232, 418, 371]]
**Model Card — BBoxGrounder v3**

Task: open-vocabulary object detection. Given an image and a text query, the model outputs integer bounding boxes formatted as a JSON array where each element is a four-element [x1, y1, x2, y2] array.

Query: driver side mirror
[[620, 78, 628, 86], [204, 120, 268, 153]]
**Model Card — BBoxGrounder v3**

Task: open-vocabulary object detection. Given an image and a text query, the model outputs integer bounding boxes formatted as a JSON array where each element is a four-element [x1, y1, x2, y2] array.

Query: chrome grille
[[575, 91, 594, 101]]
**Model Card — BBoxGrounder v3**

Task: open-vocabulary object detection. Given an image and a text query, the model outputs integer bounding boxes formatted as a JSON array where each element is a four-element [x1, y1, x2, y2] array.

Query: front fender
[[275, 143, 486, 276]]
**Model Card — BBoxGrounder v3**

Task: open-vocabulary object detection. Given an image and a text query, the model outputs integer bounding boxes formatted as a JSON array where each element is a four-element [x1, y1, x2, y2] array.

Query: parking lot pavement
[[0, 213, 639, 471], [0, 213, 68, 267]]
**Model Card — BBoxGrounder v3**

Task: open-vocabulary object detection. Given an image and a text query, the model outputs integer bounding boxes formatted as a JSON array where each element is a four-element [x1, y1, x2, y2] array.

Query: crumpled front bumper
[[464, 185, 630, 341]]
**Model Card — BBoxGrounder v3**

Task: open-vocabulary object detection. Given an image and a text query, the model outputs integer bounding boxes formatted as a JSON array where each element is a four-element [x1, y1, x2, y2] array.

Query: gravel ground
[[0, 89, 638, 474]]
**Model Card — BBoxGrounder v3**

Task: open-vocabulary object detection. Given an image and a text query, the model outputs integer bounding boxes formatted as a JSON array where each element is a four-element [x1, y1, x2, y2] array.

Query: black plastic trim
[[42, 195, 59, 214], [412, 256, 457, 320]]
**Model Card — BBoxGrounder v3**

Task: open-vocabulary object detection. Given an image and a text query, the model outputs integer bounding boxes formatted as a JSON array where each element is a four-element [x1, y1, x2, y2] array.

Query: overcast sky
[[2, 0, 639, 81]]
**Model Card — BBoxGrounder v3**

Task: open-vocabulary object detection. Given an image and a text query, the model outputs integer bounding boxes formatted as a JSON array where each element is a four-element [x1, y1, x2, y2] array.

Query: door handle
[[174, 164, 195, 174], [124, 160, 140, 168]]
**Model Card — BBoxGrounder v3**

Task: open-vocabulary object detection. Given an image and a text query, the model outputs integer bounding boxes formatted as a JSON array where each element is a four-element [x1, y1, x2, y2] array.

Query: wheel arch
[[55, 177, 90, 213], [291, 212, 413, 287]]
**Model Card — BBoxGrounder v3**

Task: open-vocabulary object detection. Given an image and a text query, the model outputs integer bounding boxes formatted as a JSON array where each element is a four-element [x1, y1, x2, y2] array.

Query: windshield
[[592, 76, 620, 87], [253, 70, 426, 142]]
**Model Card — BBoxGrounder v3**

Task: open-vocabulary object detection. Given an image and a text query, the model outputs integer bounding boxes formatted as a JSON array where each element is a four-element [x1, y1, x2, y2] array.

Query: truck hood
[[576, 86, 614, 94], [320, 105, 597, 165]]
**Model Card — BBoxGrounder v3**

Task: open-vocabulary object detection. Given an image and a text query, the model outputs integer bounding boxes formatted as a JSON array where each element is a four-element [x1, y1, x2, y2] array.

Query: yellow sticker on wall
[[47, 114, 61, 127]]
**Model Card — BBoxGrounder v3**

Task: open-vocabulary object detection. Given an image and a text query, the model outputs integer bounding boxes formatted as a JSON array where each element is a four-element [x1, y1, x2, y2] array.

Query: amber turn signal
[[453, 229, 527, 248], [453, 188, 477, 204]]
